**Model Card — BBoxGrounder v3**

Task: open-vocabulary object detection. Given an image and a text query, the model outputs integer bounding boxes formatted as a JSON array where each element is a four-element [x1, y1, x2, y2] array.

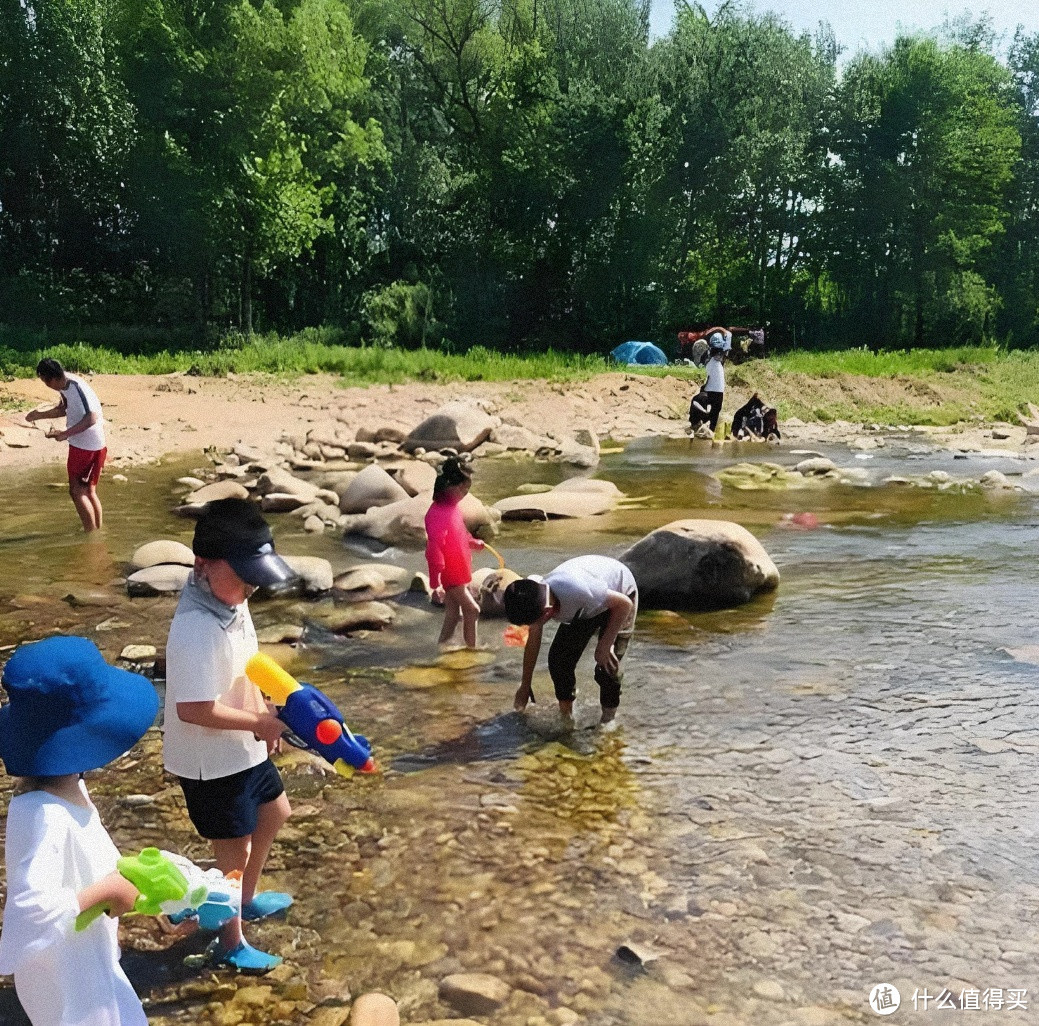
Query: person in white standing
[[703, 332, 729, 433], [24, 358, 107, 532]]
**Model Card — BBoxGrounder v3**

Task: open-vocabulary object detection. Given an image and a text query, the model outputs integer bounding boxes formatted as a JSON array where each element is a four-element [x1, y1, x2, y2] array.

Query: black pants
[[547, 611, 631, 709], [706, 390, 724, 431]]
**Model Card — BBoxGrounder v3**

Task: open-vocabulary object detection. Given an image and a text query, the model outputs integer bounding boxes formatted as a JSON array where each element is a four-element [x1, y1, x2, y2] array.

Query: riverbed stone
[[256, 623, 304, 644], [340, 464, 410, 513], [120, 644, 157, 661], [256, 467, 320, 501], [342, 493, 499, 546], [438, 974, 511, 1016], [307, 601, 396, 633], [404, 402, 497, 454], [130, 540, 195, 570], [795, 457, 838, 476], [333, 564, 412, 602], [261, 492, 309, 513], [281, 555, 334, 595], [127, 564, 192, 597], [621, 519, 780, 610], [386, 460, 437, 497], [185, 480, 250, 504]]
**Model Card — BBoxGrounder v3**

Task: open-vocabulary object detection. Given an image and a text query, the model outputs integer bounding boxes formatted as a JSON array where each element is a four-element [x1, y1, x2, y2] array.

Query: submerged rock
[[438, 973, 511, 1016], [621, 519, 779, 610], [281, 555, 334, 595], [494, 479, 622, 520]]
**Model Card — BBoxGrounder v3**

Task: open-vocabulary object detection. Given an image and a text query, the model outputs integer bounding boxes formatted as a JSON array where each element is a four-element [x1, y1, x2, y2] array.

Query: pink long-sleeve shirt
[[425, 497, 475, 589]]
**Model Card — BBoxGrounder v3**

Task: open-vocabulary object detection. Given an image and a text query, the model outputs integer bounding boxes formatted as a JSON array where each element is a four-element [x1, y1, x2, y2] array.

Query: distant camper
[[731, 394, 780, 441]]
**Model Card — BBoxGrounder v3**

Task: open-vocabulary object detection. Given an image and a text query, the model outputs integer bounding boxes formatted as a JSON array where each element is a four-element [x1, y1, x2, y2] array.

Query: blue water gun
[[245, 653, 376, 776]]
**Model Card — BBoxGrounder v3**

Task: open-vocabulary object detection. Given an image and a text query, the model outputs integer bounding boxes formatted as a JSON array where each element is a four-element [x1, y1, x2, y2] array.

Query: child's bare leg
[[211, 835, 251, 948], [439, 592, 461, 645], [242, 793, 291, 906], [454, 585, 481, 648]]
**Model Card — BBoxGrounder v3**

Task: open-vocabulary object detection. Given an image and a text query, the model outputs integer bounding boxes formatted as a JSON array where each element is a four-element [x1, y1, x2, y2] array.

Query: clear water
[[1, 439, 1038, 1024]]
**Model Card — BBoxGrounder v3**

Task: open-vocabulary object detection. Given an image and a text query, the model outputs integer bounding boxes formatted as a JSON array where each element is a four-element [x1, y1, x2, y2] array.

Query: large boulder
[[403, 402, 496, 454], [438, 974, 511, 1017], [339, 464, 410, 514], [493, 479, 621, 521], [130, 540, 195, 571], [126, 564, 192, 597], [383, 459, 438, 498], [621, 519, 779, 610]]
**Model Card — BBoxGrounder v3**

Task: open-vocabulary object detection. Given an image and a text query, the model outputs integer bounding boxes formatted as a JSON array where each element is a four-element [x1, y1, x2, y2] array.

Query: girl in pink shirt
[[425, 456, 484, 647]]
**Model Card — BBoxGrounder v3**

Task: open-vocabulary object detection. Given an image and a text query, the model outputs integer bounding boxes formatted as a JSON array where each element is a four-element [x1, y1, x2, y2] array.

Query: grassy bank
[[0, 334, 610, 384], [643, 345, 1039, 426], [3, 334, 1038, 425]]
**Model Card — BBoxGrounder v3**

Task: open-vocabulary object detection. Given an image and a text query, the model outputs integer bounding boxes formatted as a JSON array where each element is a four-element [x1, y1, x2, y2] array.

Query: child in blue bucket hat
[[0, 635, 159, 1026]]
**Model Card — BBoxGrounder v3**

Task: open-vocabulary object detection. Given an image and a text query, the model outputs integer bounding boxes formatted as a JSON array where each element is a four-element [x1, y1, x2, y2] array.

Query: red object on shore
[[783, 512, 821, 529]]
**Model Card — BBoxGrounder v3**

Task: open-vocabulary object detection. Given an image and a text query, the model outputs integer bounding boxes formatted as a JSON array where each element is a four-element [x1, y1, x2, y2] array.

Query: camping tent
[[611, 341, 668, 366]]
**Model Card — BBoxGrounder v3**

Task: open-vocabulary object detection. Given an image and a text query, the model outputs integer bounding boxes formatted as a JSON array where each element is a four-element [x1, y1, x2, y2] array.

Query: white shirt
[[163, 574, 267, 780], [535, 556, 638, 631], [60, 375, 106, 451], [705, 355, 725, 392], [0, 784, 147, 1026]]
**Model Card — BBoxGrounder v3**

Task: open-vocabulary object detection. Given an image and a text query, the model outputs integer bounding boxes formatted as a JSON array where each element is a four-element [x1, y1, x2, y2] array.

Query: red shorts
[[67, 445, 107, 487]]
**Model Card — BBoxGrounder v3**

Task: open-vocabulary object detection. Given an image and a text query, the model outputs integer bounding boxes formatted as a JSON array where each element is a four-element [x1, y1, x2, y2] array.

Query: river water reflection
[[1, 438, 1039, 1025]]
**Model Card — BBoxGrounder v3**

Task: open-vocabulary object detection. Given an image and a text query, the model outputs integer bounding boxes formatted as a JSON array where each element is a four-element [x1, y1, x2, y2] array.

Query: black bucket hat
[[192, 498, 298, 589]]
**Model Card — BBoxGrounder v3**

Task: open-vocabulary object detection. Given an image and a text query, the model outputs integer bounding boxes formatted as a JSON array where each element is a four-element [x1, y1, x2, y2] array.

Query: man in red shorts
[[25, 358, 107, 532]]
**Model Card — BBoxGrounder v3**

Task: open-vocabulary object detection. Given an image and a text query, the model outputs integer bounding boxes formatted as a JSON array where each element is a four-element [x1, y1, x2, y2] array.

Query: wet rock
[[176, 476, 206, 490], [616, 940, 663, 967], [438, 973, 511, 1016], [621, 519, 780, 610], [255, 623, 304, 644], [795, 457, 838, 476], [120, 644, 157, 661], [333, 564, 411, 602], [127, 564, 192, 597], [342, 494, 499, 546], [469, 567, 521, 617], [494, 479, 622, 520], [256, 467, 320, 501], [130, 540, 195, 571], [490, 424, 544, 451], [305, 515, 325, 533], [752, 980, 786, 1000], [261, 493, 309, 513], [307, 601, 396, 633], [715, 462, 799, 490], [385, 460, 437, 497], [348, 441, 378, 460], [980, 470, 1017, 490], [185, 480, 251, 504], [404, 402, 497, 454], [282, 555, 334, 595], [339, 464, 409, 514]]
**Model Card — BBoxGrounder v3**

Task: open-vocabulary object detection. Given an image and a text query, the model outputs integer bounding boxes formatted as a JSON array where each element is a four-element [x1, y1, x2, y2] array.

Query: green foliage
[[0, 3, 1037, 353]]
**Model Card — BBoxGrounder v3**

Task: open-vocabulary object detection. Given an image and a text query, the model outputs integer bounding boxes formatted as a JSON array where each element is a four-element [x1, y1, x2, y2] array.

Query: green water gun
[[75, 848, 241, 932]]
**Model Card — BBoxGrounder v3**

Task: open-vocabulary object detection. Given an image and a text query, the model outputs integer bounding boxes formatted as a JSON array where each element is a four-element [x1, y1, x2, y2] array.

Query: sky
[[649, 0, 1038, 51]]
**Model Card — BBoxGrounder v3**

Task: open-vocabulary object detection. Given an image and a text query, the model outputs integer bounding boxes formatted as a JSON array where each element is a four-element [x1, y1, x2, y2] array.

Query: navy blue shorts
[[178, 758, 285, 840]]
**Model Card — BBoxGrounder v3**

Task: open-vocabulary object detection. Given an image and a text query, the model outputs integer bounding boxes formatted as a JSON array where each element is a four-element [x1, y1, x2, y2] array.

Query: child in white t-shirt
[[0, 636, 159, 1026]]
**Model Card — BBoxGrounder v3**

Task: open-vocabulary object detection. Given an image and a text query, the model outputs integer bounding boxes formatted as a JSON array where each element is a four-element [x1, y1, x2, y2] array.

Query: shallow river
[[2, 437, 1039, 1025]]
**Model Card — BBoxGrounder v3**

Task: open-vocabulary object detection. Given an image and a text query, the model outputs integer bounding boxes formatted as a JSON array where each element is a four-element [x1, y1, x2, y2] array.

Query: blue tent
[[611, 341, 668, 366]]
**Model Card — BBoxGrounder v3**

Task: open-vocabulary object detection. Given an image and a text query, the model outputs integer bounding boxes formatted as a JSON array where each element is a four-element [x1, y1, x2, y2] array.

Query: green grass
[[0, 334, 610, 384], [5, 333, 1039, 426]]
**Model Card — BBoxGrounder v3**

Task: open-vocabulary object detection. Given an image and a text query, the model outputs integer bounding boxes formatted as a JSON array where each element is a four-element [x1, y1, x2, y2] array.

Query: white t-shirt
[[705, 355, 725, 392], [534, 555, 639, 632], [60, 375, 106, 451], [0, 784, 147, 1026], [163, 574, 268, 780]]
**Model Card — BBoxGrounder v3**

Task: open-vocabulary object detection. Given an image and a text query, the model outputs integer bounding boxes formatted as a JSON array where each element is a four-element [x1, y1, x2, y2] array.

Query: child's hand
[[469, 538, 485, 550], [431, 586, 445, 606], [80, 871, 139, 919], [594, 639, 619, 677], [254, 711, 285, 746], [46, 427, 64, 441]]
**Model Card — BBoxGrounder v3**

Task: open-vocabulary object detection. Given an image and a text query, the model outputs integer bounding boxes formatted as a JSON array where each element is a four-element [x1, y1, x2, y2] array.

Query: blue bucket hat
[[0, 636, 159, 777]]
